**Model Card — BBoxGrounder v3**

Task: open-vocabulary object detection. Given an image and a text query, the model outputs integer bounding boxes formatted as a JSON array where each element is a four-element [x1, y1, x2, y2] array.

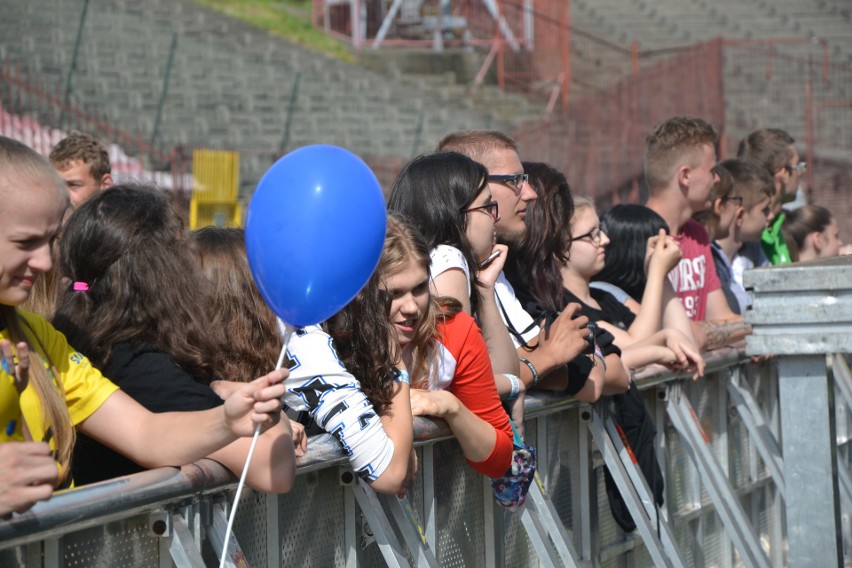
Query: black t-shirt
[[506, 277, 621, 396], [71, 342, 222, 486], [562, 287, 636, 331]]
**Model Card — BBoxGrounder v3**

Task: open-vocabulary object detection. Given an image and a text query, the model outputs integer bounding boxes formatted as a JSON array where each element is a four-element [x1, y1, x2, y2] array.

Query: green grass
[[190, 0, 355, 62]]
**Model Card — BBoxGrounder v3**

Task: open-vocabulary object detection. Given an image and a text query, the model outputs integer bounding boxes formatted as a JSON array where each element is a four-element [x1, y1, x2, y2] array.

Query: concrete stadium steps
[[569, 0, 852, 65], [0, 0, 547, 191], [565, 0, 852, 164]]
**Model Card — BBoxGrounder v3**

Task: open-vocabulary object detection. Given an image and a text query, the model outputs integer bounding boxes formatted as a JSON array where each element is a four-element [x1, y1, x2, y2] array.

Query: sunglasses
[[461, 200, 499, 221], [487, 173, 528, 192]]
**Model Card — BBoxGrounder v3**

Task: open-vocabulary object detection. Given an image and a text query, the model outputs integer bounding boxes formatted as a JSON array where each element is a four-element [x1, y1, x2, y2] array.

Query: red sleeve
[[439, 312, 514, 478]]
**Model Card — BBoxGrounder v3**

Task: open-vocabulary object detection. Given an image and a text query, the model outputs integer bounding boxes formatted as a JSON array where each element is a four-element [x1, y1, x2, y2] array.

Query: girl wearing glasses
[[508, 163, 703, 378], [388, 153, 523, 422], [594, 205, 696, 343], [328, 216, 514, 480]]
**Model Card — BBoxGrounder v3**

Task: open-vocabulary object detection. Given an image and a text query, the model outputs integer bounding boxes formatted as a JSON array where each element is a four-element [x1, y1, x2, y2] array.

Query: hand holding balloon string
[[221, 145, 387, 567]]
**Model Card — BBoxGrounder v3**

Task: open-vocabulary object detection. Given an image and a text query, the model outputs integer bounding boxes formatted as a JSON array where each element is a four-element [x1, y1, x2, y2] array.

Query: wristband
[[503, 373, 521, 400], [519, 357, 539, 386], [394, 369, 410, 384], [591, 345, 606, 371]]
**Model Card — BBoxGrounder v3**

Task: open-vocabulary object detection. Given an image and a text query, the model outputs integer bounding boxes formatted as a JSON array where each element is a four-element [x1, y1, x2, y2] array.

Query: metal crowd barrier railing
[[0, 351, 786, 567], [1, 255, 850, 567]]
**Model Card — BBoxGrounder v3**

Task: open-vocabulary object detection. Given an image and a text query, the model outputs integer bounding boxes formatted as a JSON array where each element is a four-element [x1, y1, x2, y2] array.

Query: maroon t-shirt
[[668, 219, 721, 321]]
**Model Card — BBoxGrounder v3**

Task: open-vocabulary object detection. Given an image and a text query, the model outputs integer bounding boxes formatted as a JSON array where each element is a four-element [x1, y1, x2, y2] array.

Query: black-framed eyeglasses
[[461, 200, 499, 221], [572, 226, 605, 244], [726, 195, 744, 206], [487, 173, 528, 192], [785, 161, 807, 175]]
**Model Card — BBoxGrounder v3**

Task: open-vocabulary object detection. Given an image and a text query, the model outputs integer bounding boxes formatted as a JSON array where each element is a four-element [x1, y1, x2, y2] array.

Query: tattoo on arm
[[697, 320, 752, 350]]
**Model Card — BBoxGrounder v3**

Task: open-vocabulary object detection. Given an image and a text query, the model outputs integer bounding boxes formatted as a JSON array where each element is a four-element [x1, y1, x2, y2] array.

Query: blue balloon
[[245, 145, 386, 327]]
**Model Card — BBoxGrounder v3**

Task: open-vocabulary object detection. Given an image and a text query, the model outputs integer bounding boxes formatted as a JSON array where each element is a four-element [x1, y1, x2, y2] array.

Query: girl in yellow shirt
[[0, 136, 288, 515]]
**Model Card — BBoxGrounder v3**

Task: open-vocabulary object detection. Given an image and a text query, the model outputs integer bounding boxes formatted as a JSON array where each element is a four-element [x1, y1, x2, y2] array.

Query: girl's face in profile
[[382, 255, 430, 347], [568, 207, 610, 279], [817, 218, 842, 259], [0, 174, 65, 306], [463, 182, 498, 262]]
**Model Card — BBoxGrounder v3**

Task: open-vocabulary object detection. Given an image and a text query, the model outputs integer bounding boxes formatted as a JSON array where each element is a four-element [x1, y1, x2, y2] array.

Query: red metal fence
[[316, 0, 852, 211]]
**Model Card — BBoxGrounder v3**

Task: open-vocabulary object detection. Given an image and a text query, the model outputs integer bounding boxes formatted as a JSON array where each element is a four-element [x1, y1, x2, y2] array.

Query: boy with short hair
[[715, 158, 774, 313], [49, 132, 113, 208], [736, 128, 801, 265]]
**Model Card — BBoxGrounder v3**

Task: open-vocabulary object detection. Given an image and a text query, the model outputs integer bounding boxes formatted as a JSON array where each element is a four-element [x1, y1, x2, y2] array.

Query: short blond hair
[[645, 116, 718, 191]]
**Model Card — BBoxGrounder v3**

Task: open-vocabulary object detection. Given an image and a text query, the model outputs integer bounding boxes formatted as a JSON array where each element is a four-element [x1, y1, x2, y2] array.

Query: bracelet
[[519, 357, 539, 386], [503, 373, 521, 400], [394, 369, 410, 384], [591, 346, 606, 371]]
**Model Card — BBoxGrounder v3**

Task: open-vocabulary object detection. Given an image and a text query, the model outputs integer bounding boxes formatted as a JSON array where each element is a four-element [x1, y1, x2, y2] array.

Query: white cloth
[[429, 244, 471, 298], [493, 272, 539, 347], [732, 241, 770, 288], [279, 321, 394, 482]]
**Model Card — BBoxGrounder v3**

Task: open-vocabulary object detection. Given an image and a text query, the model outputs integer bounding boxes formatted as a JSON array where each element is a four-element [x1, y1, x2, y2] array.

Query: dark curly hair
[[54, 184, 216, 381]]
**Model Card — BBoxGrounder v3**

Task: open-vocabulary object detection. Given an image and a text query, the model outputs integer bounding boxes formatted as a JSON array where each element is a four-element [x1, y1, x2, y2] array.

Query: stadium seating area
[[0, 0, 542, 191], [1, 0, 849, 196]]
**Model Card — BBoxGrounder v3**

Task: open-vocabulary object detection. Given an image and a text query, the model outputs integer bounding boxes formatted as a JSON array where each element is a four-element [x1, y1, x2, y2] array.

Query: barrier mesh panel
[[232, 488, 267, 568], [701, 510, 725, 566], [359, 448, 426, 567], [729, 403, 751, 490], [0, 544, 42, 567], [755, 488, 774, 561], [595, 464, 622, 553], [666, 415, 699, 516], [433, 438, 486, 567], [690, 379, 717, 509], [673, 519, 697, 567], [542, 410, 579, 534], [63, 517, 158, 567], [278, 468, 346, 567]]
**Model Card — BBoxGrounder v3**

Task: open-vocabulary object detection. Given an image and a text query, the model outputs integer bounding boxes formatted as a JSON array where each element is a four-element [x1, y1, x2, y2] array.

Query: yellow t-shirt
[[0, 310, 119, 454]]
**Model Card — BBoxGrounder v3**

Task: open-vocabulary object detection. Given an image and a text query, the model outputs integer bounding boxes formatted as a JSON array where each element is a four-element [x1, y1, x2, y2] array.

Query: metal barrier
[[745, 255, 852, 567], [1, 346, 806, 567]]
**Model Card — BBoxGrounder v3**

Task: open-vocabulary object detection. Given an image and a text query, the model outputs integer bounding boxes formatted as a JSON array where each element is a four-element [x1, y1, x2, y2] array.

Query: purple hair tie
[[73, 282, 90, 292]]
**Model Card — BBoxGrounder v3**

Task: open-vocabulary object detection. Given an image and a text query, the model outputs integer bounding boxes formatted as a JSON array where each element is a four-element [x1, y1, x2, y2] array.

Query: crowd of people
[[0, 117, 847, 529]]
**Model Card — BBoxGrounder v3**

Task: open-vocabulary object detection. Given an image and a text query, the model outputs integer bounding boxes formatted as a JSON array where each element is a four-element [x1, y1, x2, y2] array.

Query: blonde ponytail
[[2, 306, 75, 485]]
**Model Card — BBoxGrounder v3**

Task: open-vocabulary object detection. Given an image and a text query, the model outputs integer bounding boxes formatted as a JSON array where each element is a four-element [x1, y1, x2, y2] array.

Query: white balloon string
[[220, 331, 292, 568]]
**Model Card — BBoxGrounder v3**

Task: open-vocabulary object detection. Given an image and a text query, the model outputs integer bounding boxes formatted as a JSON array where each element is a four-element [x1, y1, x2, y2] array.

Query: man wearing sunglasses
[[737, 127, 803, 265], [437, 130, 628, 403]]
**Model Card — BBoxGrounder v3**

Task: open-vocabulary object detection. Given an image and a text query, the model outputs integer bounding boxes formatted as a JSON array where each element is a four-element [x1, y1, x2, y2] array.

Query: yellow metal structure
[[189, 149, 242, 229]]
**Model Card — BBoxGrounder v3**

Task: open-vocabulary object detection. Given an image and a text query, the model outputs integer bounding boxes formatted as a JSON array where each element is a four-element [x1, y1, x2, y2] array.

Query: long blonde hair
[[382, 216, 461, 389], [0, 136, 74, 484]]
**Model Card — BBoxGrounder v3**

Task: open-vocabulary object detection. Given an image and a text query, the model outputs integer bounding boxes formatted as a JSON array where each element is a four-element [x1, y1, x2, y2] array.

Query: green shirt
[[761, 213, 791, 265]]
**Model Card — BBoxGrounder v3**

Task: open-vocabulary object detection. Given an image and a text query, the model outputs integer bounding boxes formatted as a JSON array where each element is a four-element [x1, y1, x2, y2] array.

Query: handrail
[[0, 347, 745, 551]]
